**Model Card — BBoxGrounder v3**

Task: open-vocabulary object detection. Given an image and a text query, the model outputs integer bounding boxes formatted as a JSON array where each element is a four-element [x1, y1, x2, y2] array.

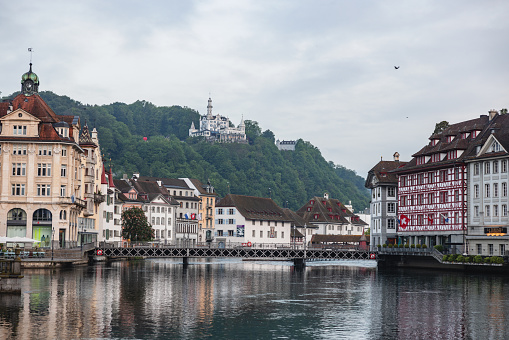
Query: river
[[1, 258, 508, 339]]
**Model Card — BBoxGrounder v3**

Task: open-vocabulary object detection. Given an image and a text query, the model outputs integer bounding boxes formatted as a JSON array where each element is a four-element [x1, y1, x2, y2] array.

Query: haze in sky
[[1, 0, 508, 177]]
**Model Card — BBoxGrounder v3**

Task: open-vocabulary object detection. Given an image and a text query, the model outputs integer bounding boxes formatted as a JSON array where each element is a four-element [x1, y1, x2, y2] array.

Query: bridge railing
[[106, 241, 368, 252]]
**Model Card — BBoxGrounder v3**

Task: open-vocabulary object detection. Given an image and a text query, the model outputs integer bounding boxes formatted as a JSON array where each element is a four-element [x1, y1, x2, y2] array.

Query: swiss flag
[[399, 214, 409, 229]]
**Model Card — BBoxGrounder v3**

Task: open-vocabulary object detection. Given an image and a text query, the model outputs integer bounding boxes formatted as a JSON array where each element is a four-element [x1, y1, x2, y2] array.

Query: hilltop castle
[[189, 97, 247, 143]]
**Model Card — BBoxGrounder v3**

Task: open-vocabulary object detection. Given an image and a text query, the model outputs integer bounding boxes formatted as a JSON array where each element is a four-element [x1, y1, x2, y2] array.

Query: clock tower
[[21, 63, 39, 96]]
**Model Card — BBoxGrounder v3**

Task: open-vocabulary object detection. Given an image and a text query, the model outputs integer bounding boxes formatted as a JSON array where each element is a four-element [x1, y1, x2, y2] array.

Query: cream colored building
[[0, 64, 87, 248]]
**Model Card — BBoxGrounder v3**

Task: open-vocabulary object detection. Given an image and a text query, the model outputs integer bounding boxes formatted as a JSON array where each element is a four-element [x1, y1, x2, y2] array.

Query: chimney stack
[[489, 109, 498, 121], [393, 152, 400, 161]]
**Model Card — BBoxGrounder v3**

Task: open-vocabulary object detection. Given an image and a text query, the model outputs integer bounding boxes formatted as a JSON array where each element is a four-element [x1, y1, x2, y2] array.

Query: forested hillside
[[33, 91, 370, 211]]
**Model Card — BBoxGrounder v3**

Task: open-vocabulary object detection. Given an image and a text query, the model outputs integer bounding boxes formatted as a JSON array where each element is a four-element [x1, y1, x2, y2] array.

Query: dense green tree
[[433, 121, 449, 134], [244, 120, 261, 142], [121, 207, 154, 242]]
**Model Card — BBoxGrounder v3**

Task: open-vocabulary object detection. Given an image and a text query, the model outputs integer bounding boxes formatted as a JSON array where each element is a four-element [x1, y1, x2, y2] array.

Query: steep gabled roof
[[394, 114, 499, 174], [365, 160, 407, 188], [296, 195, 366, 225], [0, 93, 59, 123], [0, 93, 80, 144], [216, 194, 291, 222]]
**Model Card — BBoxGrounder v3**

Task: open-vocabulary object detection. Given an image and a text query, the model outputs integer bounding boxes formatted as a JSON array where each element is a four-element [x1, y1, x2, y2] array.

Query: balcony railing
[[60, 196, 86, 209], [93, 193, 105, 203]]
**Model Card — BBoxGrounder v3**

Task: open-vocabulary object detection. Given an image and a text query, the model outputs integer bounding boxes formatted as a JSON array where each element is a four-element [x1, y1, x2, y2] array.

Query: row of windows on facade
[[216, 229, 286, 238], [473, 160, 508, 175], [400, 168, 465, 187], [8, 163, 67, 177], [326, 225, 363, 233], [473, 204, 509, 217], [7, 208, 69, 221], [5, 145, 68, 156], [216, 208, 236, 215], [400, 190, 466, 206], [372, 202, 397, 215], [142, 206, 172, 213], [372, 218, 397, 230], [415, 139, 501, 165], [372, 187, 396, 199], [10, 183, 70, 197], [476, 243, 505, 256], [473, 182, 508, 198], [398, 213, 464, 226]]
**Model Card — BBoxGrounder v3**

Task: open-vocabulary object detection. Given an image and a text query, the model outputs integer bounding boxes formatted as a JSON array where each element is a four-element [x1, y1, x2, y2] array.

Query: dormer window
[[446, 135, 454, 143], [327, 207, 332, 212], [491, 142, 501, 153], [461, 132, 469, 139], [59, 128, 68, 137], [314, 214, 319, 220], [307, 207, 311, 212], [472, 130, 480, 138], [13, 125, 27, 135], [431, 139, 439, 146], [447, 150, 457, 159]]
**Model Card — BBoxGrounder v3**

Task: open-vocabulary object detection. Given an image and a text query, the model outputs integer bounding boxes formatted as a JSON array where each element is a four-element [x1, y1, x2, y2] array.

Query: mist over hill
[[32, 91, 370, 211]]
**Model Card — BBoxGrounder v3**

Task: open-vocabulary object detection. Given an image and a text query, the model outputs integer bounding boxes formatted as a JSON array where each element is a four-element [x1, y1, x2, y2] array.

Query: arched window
[[60, 210, 67, 220], [8, 208, 27, 221], [33, 209, 52, 222]]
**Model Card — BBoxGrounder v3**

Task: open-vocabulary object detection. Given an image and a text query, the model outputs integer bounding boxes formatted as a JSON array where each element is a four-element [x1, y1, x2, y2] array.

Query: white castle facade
[[189, 97, 247, 143]]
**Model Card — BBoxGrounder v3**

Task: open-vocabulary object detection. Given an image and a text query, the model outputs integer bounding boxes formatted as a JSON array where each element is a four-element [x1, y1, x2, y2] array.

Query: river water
[[1, 258, 508, 339]]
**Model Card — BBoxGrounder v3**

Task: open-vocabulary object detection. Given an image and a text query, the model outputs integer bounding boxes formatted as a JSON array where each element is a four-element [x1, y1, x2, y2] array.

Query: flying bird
[[394, 66, 400, 69]]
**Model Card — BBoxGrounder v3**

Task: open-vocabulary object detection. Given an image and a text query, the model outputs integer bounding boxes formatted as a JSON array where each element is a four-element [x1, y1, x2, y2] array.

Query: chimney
[[393, 152, 400, 161], [123, 174, 128, 180], [157, 180, 162, 187], [489, 109, 498, 121], [132, 173, 139, 180], [324, 193, 329, 199]]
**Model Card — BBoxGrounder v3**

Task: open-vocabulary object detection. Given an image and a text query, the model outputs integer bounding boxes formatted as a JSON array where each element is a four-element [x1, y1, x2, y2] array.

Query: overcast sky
[[1, 0, 508, 177]]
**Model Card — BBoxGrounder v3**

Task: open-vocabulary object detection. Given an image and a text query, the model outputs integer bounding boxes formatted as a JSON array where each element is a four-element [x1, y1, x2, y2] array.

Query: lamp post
[[51, 227, 55, 261], [293, 225, 296, 249], [304, 224, 307, 252]]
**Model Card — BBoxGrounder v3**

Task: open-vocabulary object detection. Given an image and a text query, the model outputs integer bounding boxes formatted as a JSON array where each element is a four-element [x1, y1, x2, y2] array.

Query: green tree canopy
[[121, 207, 154, 242], [433, 121, 449, 134]]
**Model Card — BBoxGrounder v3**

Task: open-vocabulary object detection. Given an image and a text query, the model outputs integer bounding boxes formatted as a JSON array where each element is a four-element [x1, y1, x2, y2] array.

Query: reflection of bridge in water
[[95, 247, 376, 266]]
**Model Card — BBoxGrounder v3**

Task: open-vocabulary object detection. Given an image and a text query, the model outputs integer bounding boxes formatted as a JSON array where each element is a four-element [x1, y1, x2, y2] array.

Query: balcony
[[59, 196, 87, 209], [93, 193, 105, 203]]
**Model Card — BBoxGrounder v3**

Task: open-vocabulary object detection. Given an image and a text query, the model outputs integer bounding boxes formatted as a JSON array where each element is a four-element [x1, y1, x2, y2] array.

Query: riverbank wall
[[377, 254, 509, 274]]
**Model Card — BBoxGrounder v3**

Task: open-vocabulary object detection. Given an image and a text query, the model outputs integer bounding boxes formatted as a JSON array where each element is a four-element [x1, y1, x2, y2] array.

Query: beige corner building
[[0, 64, 88, 248]]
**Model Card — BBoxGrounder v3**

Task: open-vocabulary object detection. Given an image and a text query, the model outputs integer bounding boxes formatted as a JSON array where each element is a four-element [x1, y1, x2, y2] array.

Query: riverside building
[[365, 153, 407, 249], [0, 64, 87, 247], [464, 111, 509, 256], [393, 112, 509, 254]]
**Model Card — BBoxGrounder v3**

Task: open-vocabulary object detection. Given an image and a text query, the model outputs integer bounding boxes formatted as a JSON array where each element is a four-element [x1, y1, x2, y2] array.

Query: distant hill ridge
[[29, 91, 370, 211]]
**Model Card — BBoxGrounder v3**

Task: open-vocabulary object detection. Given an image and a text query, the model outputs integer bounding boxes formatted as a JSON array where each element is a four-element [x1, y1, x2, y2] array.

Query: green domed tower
[[21, 63, 39, 96]]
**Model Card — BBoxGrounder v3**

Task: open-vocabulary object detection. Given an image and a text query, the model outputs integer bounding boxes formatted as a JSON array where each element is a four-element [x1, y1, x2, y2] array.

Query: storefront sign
[[484, 227, 507, 235]]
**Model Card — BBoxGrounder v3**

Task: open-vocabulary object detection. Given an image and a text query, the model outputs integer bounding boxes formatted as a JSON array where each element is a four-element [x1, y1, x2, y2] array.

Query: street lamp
[[51, 227, 55, 261]]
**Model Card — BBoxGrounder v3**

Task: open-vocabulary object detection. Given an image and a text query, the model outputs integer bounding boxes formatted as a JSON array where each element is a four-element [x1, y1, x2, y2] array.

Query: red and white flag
[[399, 214, 409, 229]]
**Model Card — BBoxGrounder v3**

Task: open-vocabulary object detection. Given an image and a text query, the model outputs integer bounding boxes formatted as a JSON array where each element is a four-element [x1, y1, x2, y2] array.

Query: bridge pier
[[183, 257, 189, 266], [1, 253, 24, 294], [293, 258, 306, 268]]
